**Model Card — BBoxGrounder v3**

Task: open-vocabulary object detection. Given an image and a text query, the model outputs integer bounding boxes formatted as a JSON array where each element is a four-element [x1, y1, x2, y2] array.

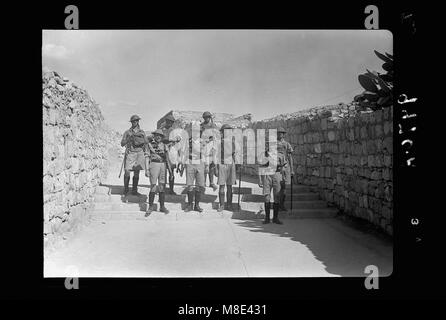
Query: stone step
[[284, 208, 338, 219], [281, 200, 328, 209], [91, 206, 338, 221]]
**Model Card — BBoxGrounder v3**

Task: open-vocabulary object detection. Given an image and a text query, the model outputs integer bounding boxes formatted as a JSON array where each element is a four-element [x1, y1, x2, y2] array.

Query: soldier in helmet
[[161, 114, 181, 195], [216, 124, 238, 212], [145, 129, 171, 215], [276, 127, 294, 211], [200, 111, 218, 191], [121, 115, 147, 196], [182, 123, 206, 213], [258, 145, 284, 224]]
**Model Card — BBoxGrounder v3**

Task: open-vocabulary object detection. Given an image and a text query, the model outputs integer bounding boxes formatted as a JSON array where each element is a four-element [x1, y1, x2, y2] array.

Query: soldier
[[277, 127, 294, 212], [120, 115, 147, 196], [161, 114, 180, 195], [216, 124, 237, 212], [182, 124, 206, 213], [145, 129, 171, 215], [258, 146, 284, 224], [200, 111, 218, 191]]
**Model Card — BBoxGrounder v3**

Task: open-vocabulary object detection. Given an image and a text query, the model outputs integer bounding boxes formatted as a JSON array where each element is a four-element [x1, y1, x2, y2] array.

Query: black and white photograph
[[41, 29, 394, 278]]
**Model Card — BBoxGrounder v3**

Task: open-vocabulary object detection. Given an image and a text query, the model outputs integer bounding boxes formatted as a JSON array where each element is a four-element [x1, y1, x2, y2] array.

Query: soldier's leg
[[193, 165, 205, 212], [194, 186, 204, 213], [185, 165, 195, 212], [168, 168, 177, 195], [218, 185, 225, 212], [123, 169, 131, 195], [146, 183, 157, 216], [158, 163, 169, 213], [208, 163, 217, 191], [132, 170, 140, 195], [279, 180, 287, 211], [226, 185, 233, 211], [272, 173, 283, 224], [263, 175, 272, 224]]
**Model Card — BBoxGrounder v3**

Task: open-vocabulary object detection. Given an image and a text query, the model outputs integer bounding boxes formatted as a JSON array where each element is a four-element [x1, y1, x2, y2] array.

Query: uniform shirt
[[147, 139, 168, 162], [258, 152, 281, 176], [220, 136, 240, 165], [277, 139, 293, 162], [121, 127, 147, 152]]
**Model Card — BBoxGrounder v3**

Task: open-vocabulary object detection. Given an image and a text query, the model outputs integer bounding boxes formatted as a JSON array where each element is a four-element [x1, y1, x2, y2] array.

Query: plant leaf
[[385, 52, 393, 60], [374, 50, 393, 63], [358, 74, 378, 93], [382, 62, 393, 72]]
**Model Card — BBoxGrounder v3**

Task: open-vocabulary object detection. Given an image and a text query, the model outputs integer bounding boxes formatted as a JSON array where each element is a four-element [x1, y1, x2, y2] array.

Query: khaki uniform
[[121, 128, 147, 171]]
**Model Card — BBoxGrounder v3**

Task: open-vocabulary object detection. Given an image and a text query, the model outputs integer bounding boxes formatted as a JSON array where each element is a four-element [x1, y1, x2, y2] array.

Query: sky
[[42, 30, 392, 134]]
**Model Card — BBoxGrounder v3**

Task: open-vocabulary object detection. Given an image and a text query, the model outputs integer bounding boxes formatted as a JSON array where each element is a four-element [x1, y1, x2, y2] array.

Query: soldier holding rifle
[[277, 127, 294, 212], [145, 129, 173, 215]]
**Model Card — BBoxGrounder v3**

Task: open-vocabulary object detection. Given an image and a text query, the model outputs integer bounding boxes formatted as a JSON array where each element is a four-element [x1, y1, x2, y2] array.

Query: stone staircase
[[91, 169, 338, 221]]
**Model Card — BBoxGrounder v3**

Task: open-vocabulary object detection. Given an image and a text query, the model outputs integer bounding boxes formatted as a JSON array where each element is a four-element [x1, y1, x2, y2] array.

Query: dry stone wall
[[42, 69, 120, 248], [247, 102, 393, 235]]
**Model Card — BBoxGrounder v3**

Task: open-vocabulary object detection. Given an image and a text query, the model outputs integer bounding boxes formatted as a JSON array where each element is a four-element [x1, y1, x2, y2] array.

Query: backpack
[[132, 131, 146, 147]]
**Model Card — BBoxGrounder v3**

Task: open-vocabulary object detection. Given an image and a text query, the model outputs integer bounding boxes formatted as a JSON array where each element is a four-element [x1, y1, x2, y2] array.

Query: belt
[[150, 159, 164, 163]]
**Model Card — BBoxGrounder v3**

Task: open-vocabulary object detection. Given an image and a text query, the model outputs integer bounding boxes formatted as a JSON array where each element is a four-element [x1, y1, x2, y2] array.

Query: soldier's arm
[[121, 131, 129, 147]]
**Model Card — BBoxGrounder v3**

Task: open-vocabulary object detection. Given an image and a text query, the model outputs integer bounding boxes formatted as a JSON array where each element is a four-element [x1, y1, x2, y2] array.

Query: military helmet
[[220, 124, 232, 131], [202, 111, 212, 119], [165, 114, 175, 122], [129, 115, 141, 122], [277, 127, 287, 133], [152, 129, 164, 137]]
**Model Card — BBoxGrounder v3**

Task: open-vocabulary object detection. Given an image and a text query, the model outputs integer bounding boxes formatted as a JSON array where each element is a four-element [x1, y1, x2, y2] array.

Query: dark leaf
[[382, 62, 393, 72], [385, 52, 393, 60], [379, 73, 393, 82], [358, 74, 378, 93], [374, 50, 393, 64], [363, 91, 379, 101]]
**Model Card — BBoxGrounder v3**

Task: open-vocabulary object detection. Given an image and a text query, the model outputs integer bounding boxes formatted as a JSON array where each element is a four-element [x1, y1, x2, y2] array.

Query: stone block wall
[[247, 103, 393, 235], [42, 69, 120, 247]]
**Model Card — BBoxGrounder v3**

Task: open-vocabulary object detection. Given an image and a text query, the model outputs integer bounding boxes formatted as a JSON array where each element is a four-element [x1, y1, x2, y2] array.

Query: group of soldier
[[120, 112, 294, 224]]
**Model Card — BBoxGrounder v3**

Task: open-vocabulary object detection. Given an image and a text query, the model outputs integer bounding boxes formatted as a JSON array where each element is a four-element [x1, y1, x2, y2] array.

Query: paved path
[[44, 160, 393, 277]]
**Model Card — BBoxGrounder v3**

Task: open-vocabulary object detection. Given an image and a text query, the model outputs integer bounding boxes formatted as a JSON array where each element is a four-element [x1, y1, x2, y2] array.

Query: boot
[[185, 191, 194, 212], [218, 191, 225, 212], [169, 177, 177, 195], [279, 193, 288, 212], [263, 202, 271, 224], [272, 203, 283, 224], [159, 192, 169, 214], [226, 186, 233, 211], [132, 176, 140, 195], [123, 176, 130, 195], [145, 192, 156, 217], [194, 189, 203, 212]]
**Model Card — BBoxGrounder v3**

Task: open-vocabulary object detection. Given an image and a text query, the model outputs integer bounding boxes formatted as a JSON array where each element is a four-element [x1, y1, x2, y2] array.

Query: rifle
[[237, 163, 242, 212], [118, 147, 128, 178]]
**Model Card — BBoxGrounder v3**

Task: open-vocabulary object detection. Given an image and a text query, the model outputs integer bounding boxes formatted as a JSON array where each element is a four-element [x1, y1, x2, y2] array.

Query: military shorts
[[125, 150, 146, 171], [217, 164, 236, 185], [281, 164, 291, 185], [186, 163, 205, 187], [149, 162, 166, 185], [262, 172, 282, 199]]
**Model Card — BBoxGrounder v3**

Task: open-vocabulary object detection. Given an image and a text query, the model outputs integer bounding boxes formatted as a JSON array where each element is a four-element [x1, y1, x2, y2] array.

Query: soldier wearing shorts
[[161, 114, 181, 195], [258, 148, 284, 224], [145, 129, 170, 215], [121, 115, 147, 196], [183, 130, 205, 213], [200, 111, 218, 191], [277, 127, 294, 212], [216, 124, 237, 212]]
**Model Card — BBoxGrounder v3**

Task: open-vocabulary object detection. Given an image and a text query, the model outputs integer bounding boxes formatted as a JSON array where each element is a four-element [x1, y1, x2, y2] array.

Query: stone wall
[[247, 102, 393, 235], [42, 69, 120, 248], [157, 110, 252, 130]]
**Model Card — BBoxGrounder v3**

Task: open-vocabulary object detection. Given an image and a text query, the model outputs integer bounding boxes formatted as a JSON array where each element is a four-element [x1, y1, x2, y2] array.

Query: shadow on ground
[[230, 217, 393, 277]]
